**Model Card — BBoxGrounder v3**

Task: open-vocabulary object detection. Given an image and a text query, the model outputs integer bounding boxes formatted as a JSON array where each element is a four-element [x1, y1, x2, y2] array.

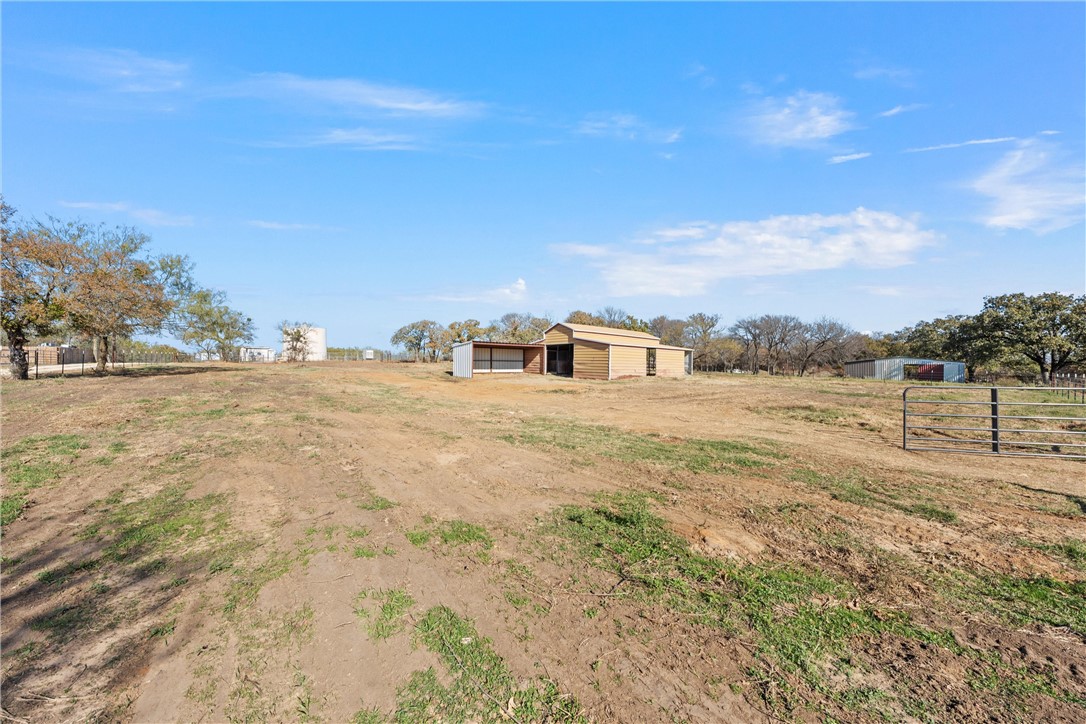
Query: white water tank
[[306, 327, 328, 361], [281, 325, 328, 361]]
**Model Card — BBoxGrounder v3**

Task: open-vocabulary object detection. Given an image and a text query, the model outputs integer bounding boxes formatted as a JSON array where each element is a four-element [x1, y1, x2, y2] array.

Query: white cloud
[[550, 243, 610, 258], [58, 201, 193, 227], [683, 62, 716, 88], [854, 64, 914, 86], [972, 140, 1085, 234], [878, 103, 925, 118], [905, 137, 1016, 153], [555, 208, 936, 297], [37, 47, 189, 93], [235, 72, 483, 118], [265, 127, 421, 151], [576, 113, 681, 144], [856, 285, 907, 297], [426, 278, 528, 304], [743, 91, 855, 147], [828, 152, 871, 164], [1040, 130, 1061, 136], [247, 220, 344, 232]]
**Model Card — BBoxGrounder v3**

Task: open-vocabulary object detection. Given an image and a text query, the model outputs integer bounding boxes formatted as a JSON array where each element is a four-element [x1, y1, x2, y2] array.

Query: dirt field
[[2, 362, 1084, 722]]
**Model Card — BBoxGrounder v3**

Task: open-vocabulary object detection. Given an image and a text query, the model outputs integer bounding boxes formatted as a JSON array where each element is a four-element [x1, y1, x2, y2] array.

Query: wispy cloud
[[828, 152, 871, 164], [59, 200, 193, 227], [247, 220, 344, 232], [905, 137, 1016, 153], [854, 63, 914, 86], [233, 72, 483, 118], [683, 62, 716, 88], [263, 127, 420, 151], [856, 285, 907, 297], [742, 91, 855, 148], [553, 208, 936, 296], [576, 113, 681, 144], [972, 140, 1085, 234], [35, 47, 189, 93], [425, 278, 528, 304], [878, 103, 925, 118]]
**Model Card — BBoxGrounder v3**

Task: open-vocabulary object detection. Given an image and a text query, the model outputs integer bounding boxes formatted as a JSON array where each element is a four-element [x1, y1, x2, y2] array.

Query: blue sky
[[4, 2, 1084, 349]]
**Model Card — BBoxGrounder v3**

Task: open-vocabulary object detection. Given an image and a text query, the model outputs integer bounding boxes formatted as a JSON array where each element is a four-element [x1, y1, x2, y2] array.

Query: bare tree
[[788, 317, 854, 376], [280, 321, 315, 362]]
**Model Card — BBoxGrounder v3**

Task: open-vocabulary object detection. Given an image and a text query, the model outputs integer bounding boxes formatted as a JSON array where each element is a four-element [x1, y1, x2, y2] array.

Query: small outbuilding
[[451, 323, 694, 380], [541, 323, 692, 380], [452, 341, 543, 379], [845, 357, 966, 383]]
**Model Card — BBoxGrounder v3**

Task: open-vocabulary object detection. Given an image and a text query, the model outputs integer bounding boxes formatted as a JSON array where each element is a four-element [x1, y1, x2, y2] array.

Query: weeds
[[499, 418, 783, 475], [1, 433, 88, 526], [791, 469, 958, 523], [355, 588, 415, 640], [397, 606, 583, 721]]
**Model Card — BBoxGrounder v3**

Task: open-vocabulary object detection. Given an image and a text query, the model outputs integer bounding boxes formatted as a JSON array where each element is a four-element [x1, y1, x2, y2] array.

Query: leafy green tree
[[491, 312, 551, 343], [1, 202, 82, 379], [180, 289, 255, 361], [565, 310, 604, 326], [905, 315, 1002, 382], [391, 320, 440, 361], [980, 292, 1086, 382], [59, 221, 189, 374]]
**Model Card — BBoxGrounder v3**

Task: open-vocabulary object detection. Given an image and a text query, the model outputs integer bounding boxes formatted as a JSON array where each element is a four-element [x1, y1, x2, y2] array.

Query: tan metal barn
[[540, 323, 692, 380]]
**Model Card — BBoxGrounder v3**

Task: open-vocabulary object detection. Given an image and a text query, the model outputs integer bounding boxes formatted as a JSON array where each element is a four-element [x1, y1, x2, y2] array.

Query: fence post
[[902, 388, 909, 450], [990, 387, 1000, 453], [61, 352, 65, 377], [34, 350, 39, 379], [81, 350, 85, 376]]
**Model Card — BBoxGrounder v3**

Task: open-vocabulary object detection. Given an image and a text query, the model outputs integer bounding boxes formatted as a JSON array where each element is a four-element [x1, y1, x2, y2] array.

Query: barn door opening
[[646, 348, 657, 376], [547, 344, 573, 376]]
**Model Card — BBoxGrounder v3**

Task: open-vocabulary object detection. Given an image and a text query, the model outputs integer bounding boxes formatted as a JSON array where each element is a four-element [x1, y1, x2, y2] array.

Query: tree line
[[870, 292, 1086, 383], [1, 199, 256, 379], [393, 293, 1086, 382]]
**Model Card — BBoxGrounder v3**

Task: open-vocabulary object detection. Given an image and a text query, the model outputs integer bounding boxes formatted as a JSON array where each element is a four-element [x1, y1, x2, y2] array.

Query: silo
[[307, 327, 328, 361]]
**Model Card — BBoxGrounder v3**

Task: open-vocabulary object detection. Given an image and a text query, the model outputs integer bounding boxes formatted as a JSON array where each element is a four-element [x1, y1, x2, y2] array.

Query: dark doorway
[[547, 344, 573, 376], [646, 348, 657, 376]]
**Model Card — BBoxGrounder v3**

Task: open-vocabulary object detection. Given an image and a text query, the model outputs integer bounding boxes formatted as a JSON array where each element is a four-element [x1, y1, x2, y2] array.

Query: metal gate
[[903, 386, 1086, 459]]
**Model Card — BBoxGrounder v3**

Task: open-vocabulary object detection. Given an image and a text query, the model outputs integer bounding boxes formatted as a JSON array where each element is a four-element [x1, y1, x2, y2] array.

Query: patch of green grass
[[92, 455, 116, 466], [36, 558, 101, 586], [28, 600, 98, 642], [2, 434, 89, 526], [1032, 539, 1086, 570], [790, 469, 958, 524], [951, 573, 1086, 636], [772, 404, 856, 425], [346, 526, 370, 539], [405, 529, 431, 547], [353, 546, 377, 559], [359, 494, 397, 511], [149, 619, 177, 639], [552, 493, 950, 711], [354, 588, 416, 640], [95, 484, 232, 565], [396, 606, 583, 722], [352, 706, 387, 724], [436, 520, 492, 548], [224, 550, 294, 615], [108, 442, 130, 454], [499, 418, 783, 475], [1, 494, 30, 528]]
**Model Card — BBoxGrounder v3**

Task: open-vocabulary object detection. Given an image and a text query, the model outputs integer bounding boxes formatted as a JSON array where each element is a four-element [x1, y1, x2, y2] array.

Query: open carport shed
[[845, 357, 966, 383], [452, 341, 543, 379]]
